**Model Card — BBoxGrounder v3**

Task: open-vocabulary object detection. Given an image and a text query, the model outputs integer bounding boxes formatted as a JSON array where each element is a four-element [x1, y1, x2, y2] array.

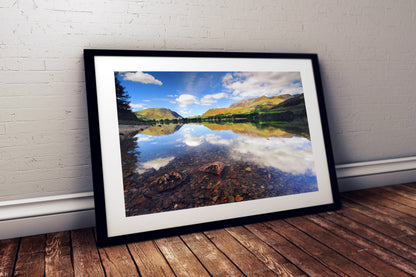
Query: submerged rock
[[149, 171, 184, 192], [199, 161, 225, 176]]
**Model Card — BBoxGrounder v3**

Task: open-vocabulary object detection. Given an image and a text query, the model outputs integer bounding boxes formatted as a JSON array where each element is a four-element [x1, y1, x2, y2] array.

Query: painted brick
[[1, 0, 416, 202]]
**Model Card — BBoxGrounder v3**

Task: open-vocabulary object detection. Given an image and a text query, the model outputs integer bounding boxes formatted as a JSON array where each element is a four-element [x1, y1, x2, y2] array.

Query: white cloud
[[222, 72, 302, 100], [222, 73, 234, 83], [200, 92, 228, 105], [134, 134, 153, 143], [203, 134, 234, 146], [203, 134, 315, 175], [176, 94, 199, 107], [129, 103, 145, 110], [231, 136, 315, 175], [183, 134, 203, 147], [180, 131, 314, 174], [184, 72, 212, 93], [122, 71, 162, 85], [136, 156, 175, 174], [180, 109, 192, 115]]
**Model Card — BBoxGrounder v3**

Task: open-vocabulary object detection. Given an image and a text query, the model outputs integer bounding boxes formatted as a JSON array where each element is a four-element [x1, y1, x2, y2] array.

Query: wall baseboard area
[[1, 157, 415, 240], [335, 156, 416, 192], [0, 192, 95, 240]]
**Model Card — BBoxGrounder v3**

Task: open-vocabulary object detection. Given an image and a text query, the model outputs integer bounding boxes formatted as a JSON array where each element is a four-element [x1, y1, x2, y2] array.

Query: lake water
[[120, 122, 318, 217]]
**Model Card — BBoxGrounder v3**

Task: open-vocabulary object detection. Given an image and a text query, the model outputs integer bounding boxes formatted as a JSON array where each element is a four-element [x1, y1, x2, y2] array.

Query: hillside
[[135, 108, 183, 120], [201, 94, 298, 117], [229, 94, 292, 108], [268, 94, 306, 116], [140, 124, 183, 136]]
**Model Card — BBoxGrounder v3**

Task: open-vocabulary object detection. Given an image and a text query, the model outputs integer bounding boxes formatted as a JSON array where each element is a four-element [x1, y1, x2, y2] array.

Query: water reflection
[[136, 156, 175, 174], [208, 135, 314, 175], [120, 122, 318, 217], [183, 133, 204, 147]]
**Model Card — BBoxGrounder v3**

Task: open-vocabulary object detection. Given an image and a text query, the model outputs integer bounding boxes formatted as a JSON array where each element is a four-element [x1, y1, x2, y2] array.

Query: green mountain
[[268, 94, 307, 116], [230, 94, 292, 108], [135, 108, 183, 120], [201, 94, 299, 117]]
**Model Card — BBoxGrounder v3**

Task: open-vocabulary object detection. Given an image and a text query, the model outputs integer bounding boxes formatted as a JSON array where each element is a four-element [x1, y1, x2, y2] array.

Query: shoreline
[[118, 124, 150, 134]]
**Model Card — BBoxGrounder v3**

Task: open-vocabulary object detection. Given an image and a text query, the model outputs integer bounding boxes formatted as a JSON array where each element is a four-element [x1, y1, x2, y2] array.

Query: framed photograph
[[84, 49, 340, 246]]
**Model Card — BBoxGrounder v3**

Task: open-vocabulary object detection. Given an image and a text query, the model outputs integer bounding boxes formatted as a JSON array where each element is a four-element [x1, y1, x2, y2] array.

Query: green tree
[[115, 72, 138, 122]]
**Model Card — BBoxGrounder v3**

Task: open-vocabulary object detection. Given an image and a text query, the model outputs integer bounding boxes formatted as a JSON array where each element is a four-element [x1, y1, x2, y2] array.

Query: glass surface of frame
[[84, 50, 340, 246]]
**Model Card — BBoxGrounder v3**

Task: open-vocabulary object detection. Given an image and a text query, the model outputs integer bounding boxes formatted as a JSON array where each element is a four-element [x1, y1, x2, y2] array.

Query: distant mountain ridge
[[135, 108, 183, 120], [229, 94, 292, 108], [202, 94, 296, 117], [132, 94, 305, 122]]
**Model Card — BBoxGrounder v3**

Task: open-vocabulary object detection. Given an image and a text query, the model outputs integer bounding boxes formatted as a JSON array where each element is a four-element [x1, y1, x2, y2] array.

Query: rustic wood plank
[[181, 232, 243, 276], [404, 182, 416, 188], [307, 214, 416, 276], [98, 244, 139, 277], [155, 236, 210, 276], [45, 232, 73, 277], [372, 188, 416, 208], [245, 223, 338, 276], [286, 216, 411, 277], [0, 238, 19, 277], [338, 207, 416, 245], [225, 226, 306, 276], [321, 211, 416, 263], [71, 228, 105, 277], [398, 183, 416, 194], [342, 199, 416, 236], [2, 184, 416, 277], [266, 220, 373, 276], [14, 234, 46, 277], [128, 240, 175, 277], [342, 193, 416, 226], [382, 184, 416, 199], [204, 228, 276, 276], [344, 190, 416, 218]]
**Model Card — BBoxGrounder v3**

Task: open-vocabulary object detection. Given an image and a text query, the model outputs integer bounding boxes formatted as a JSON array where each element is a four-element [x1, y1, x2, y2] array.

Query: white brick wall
[[1, 0, 416, 201]]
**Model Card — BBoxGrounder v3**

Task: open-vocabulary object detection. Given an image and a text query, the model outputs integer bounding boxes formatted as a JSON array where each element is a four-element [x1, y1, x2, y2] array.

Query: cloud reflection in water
[[205, 134, 315, 175], [136, 156, 175, 174]]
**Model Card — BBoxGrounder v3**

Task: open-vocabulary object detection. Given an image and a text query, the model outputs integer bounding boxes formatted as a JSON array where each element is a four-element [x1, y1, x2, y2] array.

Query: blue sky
[[115, 71, 303, 117]]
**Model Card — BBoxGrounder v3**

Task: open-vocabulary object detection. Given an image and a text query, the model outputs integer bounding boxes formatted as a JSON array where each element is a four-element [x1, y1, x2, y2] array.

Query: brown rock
[[149, 171, 184, 192], [199, 161, 225, 176]]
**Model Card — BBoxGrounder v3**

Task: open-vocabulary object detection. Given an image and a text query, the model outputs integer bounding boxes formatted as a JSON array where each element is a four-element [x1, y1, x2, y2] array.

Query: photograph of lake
[[114, 71, 318, 217]]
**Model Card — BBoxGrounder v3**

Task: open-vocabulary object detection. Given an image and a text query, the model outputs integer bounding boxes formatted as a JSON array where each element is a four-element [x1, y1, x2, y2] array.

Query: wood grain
[[382, 184, 416, 199], [14, 234, 46, 277], [321, 211, 416, 263], [181, 232, 243, 276], [306, 214, 416, 276], [342, 198, 416, 235], [0, 238, 19, 277], [45, 232, 73, 277], [155, 236, 210, 276], [0, 184, 415, 276], [286, 216, 410, 277], [245, 223, 338, 276], [370, 188, 416, 209], [204, 228, 280, 276], [71, 229, 105, 276], [225, 225, 305, 276], [344, 190, 416, 219], [98, 244, 139, 277], [338, 207, 415, 245], [266, 219, 372, 276], [128, 240, 175, 277]]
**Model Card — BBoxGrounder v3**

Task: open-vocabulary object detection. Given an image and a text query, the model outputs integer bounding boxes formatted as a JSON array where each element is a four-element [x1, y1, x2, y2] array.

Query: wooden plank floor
[[1, 183, 416, 276]]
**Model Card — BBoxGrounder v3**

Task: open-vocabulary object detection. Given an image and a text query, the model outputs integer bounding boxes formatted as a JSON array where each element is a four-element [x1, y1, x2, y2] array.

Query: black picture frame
[[84, 49, 340, 246]]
